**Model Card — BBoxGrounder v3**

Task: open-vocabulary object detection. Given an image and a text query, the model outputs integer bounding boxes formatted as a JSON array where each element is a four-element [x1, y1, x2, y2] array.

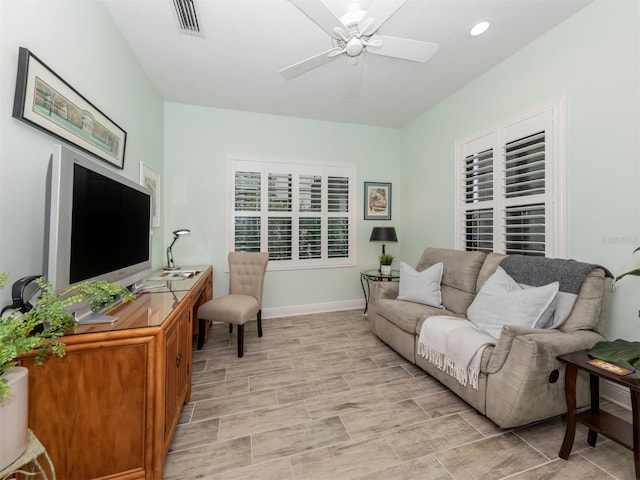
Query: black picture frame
[[12, 47, 127, 169], [364, 181, 392, 220]]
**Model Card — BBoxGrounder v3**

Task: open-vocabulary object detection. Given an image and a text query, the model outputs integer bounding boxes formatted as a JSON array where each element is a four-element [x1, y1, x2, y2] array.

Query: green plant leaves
[[614, 246, 640, 284], [589, 339, 640, 370], [0, 275, 135, 403]]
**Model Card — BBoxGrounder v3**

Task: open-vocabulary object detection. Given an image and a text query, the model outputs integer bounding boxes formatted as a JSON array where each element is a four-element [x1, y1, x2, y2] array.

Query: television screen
[[70, 163, 151, 284], [45, 145, 152, 308]]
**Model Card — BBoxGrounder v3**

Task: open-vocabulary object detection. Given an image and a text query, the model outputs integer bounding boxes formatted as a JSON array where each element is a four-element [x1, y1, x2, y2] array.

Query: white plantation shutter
[[505, 204, 546, 255], [504, 132, 546, 198], [465, 149, 494, 204], [327, 175, 350, 258], [462, 144, 495, 253], [455, 100, 565, 257], [234, 170, 261, 252], [267, 170, 292, 259], [299, 174, 322, 259], [230, 159, 355, 269], [299, 217, 321, 259], [503, 131, 547, 255], [465, 209, 493, 252]]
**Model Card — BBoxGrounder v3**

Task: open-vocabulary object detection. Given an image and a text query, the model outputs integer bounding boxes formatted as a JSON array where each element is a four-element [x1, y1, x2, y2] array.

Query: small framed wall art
[[12, 47, 127, 169], [140, 162, 161, 228], [364, 181, 392, 220]]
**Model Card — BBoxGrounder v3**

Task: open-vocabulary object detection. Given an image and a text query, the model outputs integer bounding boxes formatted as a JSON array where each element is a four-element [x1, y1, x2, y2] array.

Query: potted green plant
[[0, 272, 134, 469], [614, 246, 640, 285], [379, 253, 395, 275]]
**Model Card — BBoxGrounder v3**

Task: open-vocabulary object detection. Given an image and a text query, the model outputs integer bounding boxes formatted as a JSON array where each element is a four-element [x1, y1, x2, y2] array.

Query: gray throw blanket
[[500, 255, 612, 328], [500, 255, 612, 294]]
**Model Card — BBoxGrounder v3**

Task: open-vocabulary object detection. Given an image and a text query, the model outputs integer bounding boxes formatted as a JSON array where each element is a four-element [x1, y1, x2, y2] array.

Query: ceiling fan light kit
[[280, 0, 439, 98]]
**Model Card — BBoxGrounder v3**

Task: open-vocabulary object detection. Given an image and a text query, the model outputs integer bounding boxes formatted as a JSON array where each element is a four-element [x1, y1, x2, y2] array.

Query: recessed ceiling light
[[470, 20, 490, 37]]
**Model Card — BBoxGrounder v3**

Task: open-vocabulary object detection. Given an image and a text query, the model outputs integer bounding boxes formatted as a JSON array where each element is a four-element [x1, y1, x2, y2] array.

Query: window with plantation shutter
[[234, 171, 261, 252], [229, 159, 355, 269], [455, 100, 566, 257]]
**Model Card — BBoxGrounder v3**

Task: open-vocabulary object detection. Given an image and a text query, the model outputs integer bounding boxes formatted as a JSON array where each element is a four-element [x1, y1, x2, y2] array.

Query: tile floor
[[164, 310, 636, 480]]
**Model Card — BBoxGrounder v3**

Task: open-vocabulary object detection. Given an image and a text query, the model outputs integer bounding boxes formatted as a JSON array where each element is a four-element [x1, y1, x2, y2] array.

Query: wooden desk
[[558, 350, 640, 479], [20, 266, 212, 480]]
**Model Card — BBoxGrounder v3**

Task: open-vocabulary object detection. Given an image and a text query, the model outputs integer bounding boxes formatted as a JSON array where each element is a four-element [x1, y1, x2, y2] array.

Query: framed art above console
[[12, 47, 127, 169]]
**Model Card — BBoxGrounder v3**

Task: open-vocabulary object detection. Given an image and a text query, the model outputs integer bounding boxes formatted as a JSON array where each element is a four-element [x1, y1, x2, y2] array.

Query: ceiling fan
[[280, 0, 439, 98]]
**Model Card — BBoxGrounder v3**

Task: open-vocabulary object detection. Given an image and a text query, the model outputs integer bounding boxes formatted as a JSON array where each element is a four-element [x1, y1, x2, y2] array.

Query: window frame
[[227, 157, 356, 271], [454, 99, 566, 257]]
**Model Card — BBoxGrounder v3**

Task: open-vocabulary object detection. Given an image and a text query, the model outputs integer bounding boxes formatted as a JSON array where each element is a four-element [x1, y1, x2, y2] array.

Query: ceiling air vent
[[172, 0, 203, 36]]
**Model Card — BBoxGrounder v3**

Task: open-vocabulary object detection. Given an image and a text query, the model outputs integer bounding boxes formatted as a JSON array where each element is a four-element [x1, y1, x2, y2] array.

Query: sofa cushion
[[415, 248, 487, 314], [396, 261, 443, 308], [376, 298, 457, 334], [560, 268, 608, 333], [467, 267, 559, 339], [476, 253, 506, 291]]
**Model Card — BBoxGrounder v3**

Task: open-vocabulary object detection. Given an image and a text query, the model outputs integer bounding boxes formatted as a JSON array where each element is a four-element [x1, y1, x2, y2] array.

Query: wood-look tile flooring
[[164, 310, 635, 480]]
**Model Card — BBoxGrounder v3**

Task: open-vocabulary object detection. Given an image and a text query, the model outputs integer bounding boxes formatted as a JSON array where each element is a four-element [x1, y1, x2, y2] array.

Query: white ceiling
[[102, 0, 592, 128]]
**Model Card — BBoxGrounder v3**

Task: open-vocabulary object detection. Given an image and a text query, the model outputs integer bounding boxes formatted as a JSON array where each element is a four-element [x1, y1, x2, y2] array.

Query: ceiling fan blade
[[368, 36, 439, 63], [279, 48, 342, 80], [289, 0, 346, 37], [359, 0, 406, 33], [345, 58, 364, 99]]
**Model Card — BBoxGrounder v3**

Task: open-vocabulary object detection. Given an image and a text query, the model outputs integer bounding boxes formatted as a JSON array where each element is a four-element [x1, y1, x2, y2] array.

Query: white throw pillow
[[467, 267, 559, 339], [396, 262, 444, 308]]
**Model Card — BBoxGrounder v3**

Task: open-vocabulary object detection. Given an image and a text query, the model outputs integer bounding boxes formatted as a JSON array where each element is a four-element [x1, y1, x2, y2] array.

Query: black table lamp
[[164, 229, 191, 270], [369, 226, 398, 255]]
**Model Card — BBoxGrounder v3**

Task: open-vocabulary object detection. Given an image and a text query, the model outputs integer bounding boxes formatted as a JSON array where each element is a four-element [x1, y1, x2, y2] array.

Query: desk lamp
[[369, 226, 398, 256], [164, 229, 191, 270]]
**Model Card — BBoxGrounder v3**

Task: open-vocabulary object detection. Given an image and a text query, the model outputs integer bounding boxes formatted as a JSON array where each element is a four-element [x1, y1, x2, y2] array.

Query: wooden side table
[[557, 350, 640, 479], [0, 430, 55, 480]]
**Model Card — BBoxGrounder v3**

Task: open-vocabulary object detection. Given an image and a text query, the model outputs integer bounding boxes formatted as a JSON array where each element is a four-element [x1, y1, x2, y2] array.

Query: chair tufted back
[[228, 252, 269, 307]]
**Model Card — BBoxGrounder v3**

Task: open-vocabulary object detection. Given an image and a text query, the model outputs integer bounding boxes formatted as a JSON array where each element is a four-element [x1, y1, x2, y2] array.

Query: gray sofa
[[367, 247, 612, 428]]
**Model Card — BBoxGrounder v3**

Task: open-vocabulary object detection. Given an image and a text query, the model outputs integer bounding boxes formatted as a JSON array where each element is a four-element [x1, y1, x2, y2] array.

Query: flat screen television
[[44, 144, 152, 323]]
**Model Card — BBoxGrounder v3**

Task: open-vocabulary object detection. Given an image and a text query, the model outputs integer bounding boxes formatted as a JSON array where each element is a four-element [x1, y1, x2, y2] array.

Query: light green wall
[[401, 0, 640, 341], [0, 0, 164, 305], [164, 103, 401, 306]]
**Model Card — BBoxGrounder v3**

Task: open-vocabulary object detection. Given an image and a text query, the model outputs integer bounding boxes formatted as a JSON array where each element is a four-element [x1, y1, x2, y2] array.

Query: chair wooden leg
[[237, 324, 244, 357], [257, 310, 263, 337], [197, 318, 206, 350]]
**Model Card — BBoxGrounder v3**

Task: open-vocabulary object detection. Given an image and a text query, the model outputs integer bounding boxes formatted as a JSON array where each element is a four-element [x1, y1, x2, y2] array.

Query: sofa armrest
[[367, 281, 399, 329], [371, 280, 399, 300], [486, 326, 602, 374], [484, 327, 604, 427]]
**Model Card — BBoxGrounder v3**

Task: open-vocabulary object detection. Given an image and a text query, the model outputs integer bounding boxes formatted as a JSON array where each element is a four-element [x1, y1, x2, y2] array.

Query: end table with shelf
[[360, 269, 400, 314], [557, 349, 640, 479]]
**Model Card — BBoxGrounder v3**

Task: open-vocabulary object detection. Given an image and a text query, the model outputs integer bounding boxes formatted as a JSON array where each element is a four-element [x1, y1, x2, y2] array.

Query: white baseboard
[[601, 380, 631, 410], [262, 299, 365, 319]]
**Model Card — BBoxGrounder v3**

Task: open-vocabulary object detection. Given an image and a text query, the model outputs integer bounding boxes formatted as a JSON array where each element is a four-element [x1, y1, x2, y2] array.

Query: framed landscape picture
[[364, 181, 392, 220], [12, 47, 127, 169]]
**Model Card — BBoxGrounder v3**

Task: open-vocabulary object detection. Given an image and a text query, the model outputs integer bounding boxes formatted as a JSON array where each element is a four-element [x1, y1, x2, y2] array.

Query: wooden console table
[[19, 266, 212, 480], [558, 349, 640, 479]]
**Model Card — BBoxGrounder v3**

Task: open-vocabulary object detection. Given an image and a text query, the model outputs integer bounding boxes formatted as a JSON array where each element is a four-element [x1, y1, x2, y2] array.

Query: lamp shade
[[369, 226, 398, 243]]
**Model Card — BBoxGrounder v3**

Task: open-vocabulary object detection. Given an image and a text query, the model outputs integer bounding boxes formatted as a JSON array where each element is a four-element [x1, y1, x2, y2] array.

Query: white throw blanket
[[417, 316, 496, 390]]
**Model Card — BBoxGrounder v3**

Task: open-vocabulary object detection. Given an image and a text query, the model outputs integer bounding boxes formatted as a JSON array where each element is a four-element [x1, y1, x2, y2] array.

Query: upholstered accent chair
[[197, 252, 269, 356]]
